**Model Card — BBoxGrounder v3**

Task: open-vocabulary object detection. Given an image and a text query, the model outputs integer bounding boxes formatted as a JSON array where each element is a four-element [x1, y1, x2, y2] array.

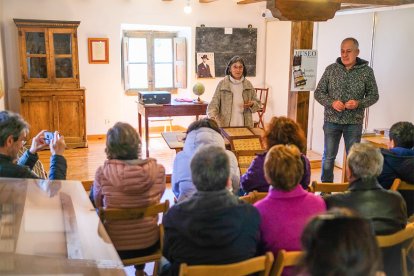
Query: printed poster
[[291, 49, 318, 91]]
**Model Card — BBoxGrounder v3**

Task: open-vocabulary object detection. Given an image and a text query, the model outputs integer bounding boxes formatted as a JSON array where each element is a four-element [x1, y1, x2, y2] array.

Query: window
[[123, 31, 186, 94]]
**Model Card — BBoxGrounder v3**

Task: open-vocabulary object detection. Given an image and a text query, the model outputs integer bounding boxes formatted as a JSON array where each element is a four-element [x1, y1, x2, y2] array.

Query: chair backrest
[[98, 200, 170, 222], [179, 252, 274, 276], [271, 250, 304, 276], [390, 178, 414, 191], [255, 88, 269, 113], [377, 223, 414, 276], [240, 190, 268, 204], [81, 180, 93, 193], [309, 181, 349, 194]]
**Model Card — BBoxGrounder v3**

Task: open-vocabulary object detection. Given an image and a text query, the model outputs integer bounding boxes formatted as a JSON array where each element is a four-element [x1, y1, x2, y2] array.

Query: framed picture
[[88, 38, 109, 64], [196, 52, 215, 78]]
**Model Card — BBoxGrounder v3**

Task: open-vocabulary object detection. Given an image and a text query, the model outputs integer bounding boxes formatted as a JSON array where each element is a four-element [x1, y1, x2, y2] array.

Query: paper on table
[[24, 209, 65, 232]]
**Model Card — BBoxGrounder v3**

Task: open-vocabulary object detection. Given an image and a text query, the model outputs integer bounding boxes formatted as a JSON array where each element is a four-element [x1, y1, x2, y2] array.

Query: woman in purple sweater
[[240, 116, 310, 194], [254, 144, 326, 276]]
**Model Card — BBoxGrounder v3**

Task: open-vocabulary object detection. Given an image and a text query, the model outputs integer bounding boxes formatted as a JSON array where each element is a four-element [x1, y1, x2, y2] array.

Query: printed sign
[[291, 49, 318, 91]]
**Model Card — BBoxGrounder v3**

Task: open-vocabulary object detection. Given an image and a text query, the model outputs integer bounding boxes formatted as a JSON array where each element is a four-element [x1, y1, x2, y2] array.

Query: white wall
[[264, 20, 291, 121], [1, 0, 267, 134], [0, 0, 5, 110]]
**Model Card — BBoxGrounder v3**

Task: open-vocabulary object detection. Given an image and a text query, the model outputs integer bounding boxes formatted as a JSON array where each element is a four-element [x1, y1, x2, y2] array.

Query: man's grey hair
[[190, 145, 230, 192], [347, 143, 383, 180], [0, 110, 29, 147], [342, 37, 359, 49]]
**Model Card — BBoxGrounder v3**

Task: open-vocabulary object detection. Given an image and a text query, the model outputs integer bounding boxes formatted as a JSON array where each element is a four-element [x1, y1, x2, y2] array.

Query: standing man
[[315, 37, 379, 183], [197, 54, 212, 78]]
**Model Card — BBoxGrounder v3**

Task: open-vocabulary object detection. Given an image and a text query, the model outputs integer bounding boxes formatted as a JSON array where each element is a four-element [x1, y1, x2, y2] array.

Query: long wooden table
[[138, 102, 208, 157], [0, 177, 125, 275]]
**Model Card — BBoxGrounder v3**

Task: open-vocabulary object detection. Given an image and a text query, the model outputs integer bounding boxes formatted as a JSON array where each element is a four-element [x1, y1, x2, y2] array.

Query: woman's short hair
[[264, 116, 307, 153], [347, 143, 383, 180], [389, 121, 414, 149], [225, 56, 247, 78], [186, 118, 221, 135], [300, 209, 382, 276], [264, 144, 303, 191], [105, 122, 141, 160]]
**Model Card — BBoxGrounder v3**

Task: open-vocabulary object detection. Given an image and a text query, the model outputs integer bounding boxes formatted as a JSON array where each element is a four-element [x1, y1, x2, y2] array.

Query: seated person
[[378, 121, 414, 215], [254, 144, 325, 275], [298, 209, 384, 276], [172, 118, 240, 201], [325, 143, 407, 276], [0, 110, 66, 179], [240, 116, 310, 194], [325, 143, 407, 234], [92, 122, 166, 276], [162, 145, 260, 276]]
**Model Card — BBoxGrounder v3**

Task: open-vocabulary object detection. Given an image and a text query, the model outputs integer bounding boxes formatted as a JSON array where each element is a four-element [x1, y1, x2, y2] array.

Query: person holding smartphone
[[0, 110, 67, 179]]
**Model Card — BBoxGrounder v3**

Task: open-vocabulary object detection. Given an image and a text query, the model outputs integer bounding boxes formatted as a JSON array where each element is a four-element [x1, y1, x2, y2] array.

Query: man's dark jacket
[[162, 189, 260, 276], [378, 147, 414, 215], [325, 178, 407, 235], [0, 151, 67, 179]]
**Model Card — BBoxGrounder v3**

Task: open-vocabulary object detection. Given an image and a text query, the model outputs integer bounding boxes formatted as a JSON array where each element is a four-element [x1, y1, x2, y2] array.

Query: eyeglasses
[[21, 140, 27, 146], [232, 65, 244, 70]]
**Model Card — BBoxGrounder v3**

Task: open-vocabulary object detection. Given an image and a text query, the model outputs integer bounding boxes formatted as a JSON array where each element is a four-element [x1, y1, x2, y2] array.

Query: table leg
[[145, 115, 149, 157], [138, 113, 142, 137]]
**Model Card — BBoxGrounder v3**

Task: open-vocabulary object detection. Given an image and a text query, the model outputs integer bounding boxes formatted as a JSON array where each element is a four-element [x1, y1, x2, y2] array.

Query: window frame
[[123, 30, 177, 95]]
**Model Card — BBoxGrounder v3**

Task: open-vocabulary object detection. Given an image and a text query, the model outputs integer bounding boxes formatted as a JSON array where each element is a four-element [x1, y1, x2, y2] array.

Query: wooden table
[[138, 102, 208, 157], [0, 177, 125, 275]]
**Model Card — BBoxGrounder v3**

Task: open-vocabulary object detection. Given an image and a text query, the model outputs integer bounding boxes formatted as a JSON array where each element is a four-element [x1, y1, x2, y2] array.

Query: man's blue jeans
[[321, 122, 363, 182]]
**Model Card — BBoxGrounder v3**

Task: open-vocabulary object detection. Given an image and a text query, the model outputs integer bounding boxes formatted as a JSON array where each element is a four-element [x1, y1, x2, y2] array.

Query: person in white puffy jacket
[[172, 118, 240, 202]]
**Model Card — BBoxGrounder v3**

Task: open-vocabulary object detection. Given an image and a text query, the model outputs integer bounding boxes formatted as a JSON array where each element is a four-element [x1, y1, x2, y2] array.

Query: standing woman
[[207, 56, 261, 127]]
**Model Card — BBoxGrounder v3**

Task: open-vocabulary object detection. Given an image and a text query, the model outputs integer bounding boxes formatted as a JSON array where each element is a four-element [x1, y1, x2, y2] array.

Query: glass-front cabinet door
[[49, 28, 79, 87], [21, 28, 51, 86]]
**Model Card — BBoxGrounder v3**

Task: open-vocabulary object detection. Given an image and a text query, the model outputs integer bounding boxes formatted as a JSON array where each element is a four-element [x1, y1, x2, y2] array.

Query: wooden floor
[[38, 134, 342, 183]]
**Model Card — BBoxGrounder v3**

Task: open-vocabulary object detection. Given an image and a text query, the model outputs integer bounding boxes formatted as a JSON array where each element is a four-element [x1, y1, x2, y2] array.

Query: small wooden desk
[[138, 102, 208, 157], [0, 177, 125, 275]]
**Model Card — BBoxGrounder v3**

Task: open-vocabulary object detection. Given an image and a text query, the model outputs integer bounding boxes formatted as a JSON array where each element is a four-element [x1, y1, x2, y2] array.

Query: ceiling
[[163, 0, 414, 21]]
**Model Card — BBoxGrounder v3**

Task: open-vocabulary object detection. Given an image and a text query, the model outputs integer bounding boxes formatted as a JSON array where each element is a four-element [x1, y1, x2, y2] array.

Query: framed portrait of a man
[[196, 52, 215, 78]]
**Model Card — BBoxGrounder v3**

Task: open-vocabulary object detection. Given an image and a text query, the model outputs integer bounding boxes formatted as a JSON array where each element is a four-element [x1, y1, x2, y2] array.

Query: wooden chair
[[254, 88, 269, 129], [81, 180, 93, 194], [377, 222, 414, 276], [179, 251, 274, 276], [390, 178, 414, 192], [271, 249, 304, 276], [309, 181, 349, 194], [98, 200, 170, 276], [240, 190, 268, 204]]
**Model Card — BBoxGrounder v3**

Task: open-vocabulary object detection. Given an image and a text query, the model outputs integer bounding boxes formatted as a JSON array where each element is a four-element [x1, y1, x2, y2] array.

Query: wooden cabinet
[[14, 19, 87, 148]]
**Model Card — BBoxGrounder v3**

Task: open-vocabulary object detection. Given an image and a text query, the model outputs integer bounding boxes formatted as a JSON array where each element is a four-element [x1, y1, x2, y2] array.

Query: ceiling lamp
[[184, 0, 192, 14]]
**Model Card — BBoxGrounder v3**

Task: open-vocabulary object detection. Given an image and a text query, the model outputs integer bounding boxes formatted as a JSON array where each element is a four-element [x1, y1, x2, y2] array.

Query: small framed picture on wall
[[196, 52, 215, 78], [88, 38, 109, 64]]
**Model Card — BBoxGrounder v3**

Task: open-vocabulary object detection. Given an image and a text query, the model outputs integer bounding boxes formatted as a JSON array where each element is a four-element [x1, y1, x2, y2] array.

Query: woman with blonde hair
[[92, 122, 166, 276], [255, 144, 326, 275]]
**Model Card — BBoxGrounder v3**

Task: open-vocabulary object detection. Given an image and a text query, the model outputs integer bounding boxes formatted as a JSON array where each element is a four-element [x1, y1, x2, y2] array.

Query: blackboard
[[195, 27, 257, 77]]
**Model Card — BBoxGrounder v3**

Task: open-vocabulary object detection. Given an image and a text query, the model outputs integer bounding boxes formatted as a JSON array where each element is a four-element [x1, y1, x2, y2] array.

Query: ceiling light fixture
[[184, 0, 192, 14]]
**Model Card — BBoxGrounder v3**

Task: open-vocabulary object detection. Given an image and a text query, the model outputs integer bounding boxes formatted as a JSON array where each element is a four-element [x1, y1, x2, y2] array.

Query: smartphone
[[44, 131, 54, 145]]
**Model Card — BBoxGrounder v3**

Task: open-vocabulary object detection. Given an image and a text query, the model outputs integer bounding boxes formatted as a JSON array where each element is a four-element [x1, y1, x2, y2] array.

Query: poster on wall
[[290, 49, 318, 91], [196, 52, 215, 78]]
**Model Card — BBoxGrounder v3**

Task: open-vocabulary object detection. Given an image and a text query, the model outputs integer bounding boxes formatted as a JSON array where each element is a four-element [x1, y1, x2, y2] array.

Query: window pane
[[53, 34, 72, 55], [154, 38, 172, 63], [128, 38, 147, 63], [25, 32, 46, 54], [129, 64, 148, 89], [27, 57, 47, 78], [155, 64, 173, 88], [55, 58, 73, 78]]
